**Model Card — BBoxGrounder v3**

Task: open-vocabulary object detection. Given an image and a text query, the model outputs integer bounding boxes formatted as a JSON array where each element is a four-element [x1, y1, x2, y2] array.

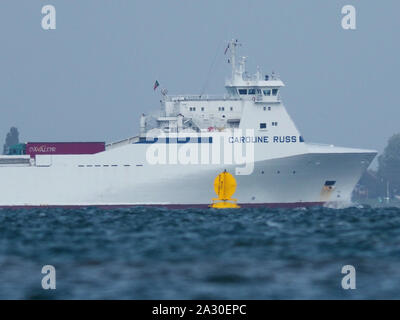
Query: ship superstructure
[[0, 40, 377, 208]]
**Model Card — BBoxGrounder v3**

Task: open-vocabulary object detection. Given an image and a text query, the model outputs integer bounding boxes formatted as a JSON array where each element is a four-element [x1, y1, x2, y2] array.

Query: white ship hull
[[0, 142, 376, 208]]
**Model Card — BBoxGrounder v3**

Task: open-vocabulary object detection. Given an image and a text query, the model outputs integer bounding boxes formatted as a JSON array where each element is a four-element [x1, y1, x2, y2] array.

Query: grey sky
[[0, 1, 399, 160]]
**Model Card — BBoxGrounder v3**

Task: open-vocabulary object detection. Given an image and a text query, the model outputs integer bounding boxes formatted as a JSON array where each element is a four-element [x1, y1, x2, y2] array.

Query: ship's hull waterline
[[0, 148, 376, 208]]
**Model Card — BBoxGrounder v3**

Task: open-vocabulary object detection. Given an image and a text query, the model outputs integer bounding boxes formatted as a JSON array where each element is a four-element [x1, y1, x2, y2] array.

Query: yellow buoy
[[209, 170, 240, 209]]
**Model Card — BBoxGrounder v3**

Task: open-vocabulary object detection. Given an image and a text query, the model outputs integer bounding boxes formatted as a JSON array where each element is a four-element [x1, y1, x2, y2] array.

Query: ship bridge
[[141, 39, 286, 136], [224, 39, 284, 103]]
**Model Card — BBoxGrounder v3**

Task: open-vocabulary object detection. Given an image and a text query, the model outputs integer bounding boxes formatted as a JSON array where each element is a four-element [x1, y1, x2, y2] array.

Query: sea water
[[0, 206, 399, 299]]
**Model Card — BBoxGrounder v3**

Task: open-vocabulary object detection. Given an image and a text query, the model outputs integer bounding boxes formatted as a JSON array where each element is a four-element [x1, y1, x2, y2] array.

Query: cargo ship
[[0, 40, 377, 208]]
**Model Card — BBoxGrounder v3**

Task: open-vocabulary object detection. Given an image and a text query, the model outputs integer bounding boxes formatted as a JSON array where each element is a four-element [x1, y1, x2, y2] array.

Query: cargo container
[[26, 142, 105, 157]]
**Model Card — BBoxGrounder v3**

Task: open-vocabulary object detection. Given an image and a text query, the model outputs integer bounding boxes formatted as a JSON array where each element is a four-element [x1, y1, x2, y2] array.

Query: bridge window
[[201, 107, 204, 111], [256, 89, 262, 95], [189, 107, 196, 111], [272, 89, 278, 96], [218, 107, 225, 111], [238, 89, 247, 95], [272, 121, 278, 126], [263, 89, 271, 96], [228, 119, 240, 128], [248, 89, 256, 95], [260, 123, 267, 129]]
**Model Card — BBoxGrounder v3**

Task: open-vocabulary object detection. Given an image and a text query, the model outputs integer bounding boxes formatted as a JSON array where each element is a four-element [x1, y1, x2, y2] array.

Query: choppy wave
[[1, 206, 400, 299]]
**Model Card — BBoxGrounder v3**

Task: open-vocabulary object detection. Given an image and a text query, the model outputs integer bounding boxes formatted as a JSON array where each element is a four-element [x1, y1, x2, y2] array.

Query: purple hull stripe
[[0, 202, 324, 210]]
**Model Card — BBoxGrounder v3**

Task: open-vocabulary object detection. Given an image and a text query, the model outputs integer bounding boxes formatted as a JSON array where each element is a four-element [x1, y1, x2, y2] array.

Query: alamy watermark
[[341, 5, 356, 30], [341, 265, 356, 290], [41, 265, 56, 290], [41, 5, 56, 30], [144, 129, 255, 175]]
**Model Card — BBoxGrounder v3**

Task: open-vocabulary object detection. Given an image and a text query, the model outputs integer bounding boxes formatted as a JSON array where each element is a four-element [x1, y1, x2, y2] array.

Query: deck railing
[[164, 94, 240, 102], [106, 136, 139, 149]]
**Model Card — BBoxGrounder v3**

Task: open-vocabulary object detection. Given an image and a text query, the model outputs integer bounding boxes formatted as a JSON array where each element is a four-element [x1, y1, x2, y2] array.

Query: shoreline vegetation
[[353, 133, 400, 204]]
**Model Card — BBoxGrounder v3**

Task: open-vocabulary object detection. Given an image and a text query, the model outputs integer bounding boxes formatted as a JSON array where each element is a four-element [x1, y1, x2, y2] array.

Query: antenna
[[229, 39, 241, 81]]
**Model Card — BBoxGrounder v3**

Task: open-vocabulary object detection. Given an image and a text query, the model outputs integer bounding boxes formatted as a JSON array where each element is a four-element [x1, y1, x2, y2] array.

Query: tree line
[[2, 127, 19, 155], [355, 133, 400, 200]]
